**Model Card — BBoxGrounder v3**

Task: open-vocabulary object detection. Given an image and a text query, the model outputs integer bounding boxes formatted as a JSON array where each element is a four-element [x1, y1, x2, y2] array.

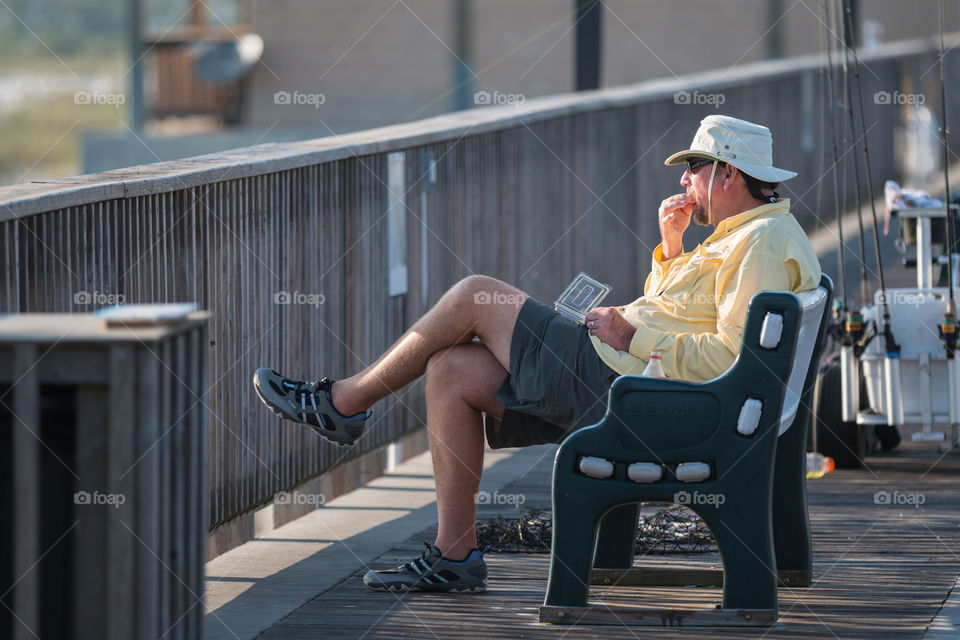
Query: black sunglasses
[[686, 158, 714, 173]]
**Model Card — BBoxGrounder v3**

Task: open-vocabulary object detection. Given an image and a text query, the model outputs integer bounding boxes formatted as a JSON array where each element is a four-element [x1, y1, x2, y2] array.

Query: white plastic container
[[806, 452, 835, 478], [860, 288, 953, 425]]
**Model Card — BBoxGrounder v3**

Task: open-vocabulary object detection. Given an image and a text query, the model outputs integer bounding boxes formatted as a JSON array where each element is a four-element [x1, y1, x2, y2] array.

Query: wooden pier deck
[[259, 435, 960, 639]]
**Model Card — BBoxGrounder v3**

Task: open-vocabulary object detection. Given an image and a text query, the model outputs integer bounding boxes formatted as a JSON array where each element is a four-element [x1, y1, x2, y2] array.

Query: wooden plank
[[0, 313, 209, 343], [193, 322, 210, 640], [134, 347, 161, 640], [107, 343, 135, 640], [33, 347, 110, 384], [74, 383, 109, 640], [11, 345, 40, 640], [171, 332, 187, 640], [538, 605, 776, 627], [590, 568, 809, 588], [157, 339, 172, 639], [184, 327, 202, 640]]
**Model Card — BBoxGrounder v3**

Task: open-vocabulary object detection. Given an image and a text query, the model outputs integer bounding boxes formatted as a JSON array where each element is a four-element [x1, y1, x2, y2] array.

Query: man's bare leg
[[331, 275, 527, 416], [423, 342, 507, 560]]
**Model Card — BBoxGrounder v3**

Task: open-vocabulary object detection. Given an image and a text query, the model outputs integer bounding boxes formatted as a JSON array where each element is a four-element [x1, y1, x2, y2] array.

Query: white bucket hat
[[664, 115, 796, 183]]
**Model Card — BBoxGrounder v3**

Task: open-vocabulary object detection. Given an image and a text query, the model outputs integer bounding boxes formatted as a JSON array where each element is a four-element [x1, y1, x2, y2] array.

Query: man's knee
[[425, 346, 504, 418], [447, 275, 528, 319], [448, 275, 505, 306], [425, 347, 466, 391]]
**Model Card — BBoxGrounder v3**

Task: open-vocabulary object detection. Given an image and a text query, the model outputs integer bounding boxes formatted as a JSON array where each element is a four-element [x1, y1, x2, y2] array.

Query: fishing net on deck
[[476, 505, 716, 554]]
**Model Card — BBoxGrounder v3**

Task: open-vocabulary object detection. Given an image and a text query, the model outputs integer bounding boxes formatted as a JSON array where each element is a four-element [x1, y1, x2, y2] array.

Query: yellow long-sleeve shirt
[[590, 199, 821, 381]]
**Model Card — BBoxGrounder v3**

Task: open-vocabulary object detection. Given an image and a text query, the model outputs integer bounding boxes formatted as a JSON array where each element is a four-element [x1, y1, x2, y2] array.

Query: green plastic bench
[[540, 275, 833, 627]]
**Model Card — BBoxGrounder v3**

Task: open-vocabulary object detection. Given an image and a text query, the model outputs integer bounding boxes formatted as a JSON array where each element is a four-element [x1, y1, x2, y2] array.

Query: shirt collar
[[709, 199, 791, 239]]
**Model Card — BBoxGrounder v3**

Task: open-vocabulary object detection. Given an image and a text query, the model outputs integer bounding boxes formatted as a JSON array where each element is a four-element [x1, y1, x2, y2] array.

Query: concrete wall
[[247, 0, 960, 132]]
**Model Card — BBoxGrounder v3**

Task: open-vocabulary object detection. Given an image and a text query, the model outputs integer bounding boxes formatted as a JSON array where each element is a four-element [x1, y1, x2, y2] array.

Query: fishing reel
[[845, 310, 874, 358], [941, 312, 957, 359]]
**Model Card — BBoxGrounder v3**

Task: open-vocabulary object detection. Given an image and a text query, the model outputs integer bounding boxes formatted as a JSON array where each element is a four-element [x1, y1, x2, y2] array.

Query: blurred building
[[84, 0, 960, 172]]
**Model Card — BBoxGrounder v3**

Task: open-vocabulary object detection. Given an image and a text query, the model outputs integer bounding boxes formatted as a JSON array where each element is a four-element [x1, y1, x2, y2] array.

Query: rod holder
[[883, 352, 904, 427], [840, 345, 859, 422], [951, 357, 960, 426]]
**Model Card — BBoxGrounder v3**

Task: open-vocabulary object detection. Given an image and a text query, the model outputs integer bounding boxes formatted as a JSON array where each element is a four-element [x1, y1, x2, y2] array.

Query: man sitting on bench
[[253, 114, 821, 594]]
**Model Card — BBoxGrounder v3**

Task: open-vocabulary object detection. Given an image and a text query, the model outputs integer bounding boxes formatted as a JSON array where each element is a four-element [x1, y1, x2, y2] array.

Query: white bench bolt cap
[[737, 397, 763, 436], [578, 456, 614, 479], [760, 312, 784, 348], [627, 462, 663, 483], [675, 462, 712, 482]]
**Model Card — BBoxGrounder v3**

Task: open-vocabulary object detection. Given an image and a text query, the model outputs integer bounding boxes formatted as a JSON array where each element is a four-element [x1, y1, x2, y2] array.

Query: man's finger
[[663, 199, 690, 215]]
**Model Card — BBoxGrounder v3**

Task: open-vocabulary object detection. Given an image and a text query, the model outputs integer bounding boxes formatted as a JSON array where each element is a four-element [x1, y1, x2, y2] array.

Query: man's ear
[[721, 165, 739, 190]]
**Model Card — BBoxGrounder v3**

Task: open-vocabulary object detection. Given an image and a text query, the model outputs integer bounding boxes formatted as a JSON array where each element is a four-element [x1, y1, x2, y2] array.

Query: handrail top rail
[[0, 33, 948, 221], [0, 312, 210, 344]]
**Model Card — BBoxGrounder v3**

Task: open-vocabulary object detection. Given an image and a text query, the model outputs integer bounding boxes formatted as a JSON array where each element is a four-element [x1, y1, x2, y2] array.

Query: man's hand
[[658, 193, 695, 260], [584, 307, 636, 352]]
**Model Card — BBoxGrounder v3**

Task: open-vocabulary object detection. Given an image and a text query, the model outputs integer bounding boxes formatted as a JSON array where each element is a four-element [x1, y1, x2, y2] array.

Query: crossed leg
[[328, 275, 529, 558], [424, 342, 508, 559]]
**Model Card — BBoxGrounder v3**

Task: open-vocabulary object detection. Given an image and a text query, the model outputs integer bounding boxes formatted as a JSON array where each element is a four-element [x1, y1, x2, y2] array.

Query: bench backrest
[[777, 285, 829, 436]]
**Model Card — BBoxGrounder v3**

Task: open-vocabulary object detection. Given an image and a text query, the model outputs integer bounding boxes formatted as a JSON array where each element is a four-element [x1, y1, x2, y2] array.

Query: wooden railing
[[1, 36, 957, 531], [0, 314, 208, 640]]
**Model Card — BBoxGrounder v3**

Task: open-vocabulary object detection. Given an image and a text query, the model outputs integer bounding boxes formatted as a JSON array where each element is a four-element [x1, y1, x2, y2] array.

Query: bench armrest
[[560, 289, 805, 457]]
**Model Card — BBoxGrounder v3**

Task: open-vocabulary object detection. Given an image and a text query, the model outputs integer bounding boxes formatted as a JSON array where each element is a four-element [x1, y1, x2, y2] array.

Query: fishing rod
[[837, 0, 873, 310], [938, 0, 957, 358], [822, 1, 850, 319], [841, 0, 897, 351], [828, 0, 864, 423]]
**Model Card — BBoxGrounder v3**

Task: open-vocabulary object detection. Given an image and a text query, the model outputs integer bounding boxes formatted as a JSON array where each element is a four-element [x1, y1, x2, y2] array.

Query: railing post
[[0, 312, 209, 640]]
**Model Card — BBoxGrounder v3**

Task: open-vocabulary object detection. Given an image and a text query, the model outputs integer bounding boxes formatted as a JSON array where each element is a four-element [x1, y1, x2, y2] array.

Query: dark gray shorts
[[486, 297, 619, 449]]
